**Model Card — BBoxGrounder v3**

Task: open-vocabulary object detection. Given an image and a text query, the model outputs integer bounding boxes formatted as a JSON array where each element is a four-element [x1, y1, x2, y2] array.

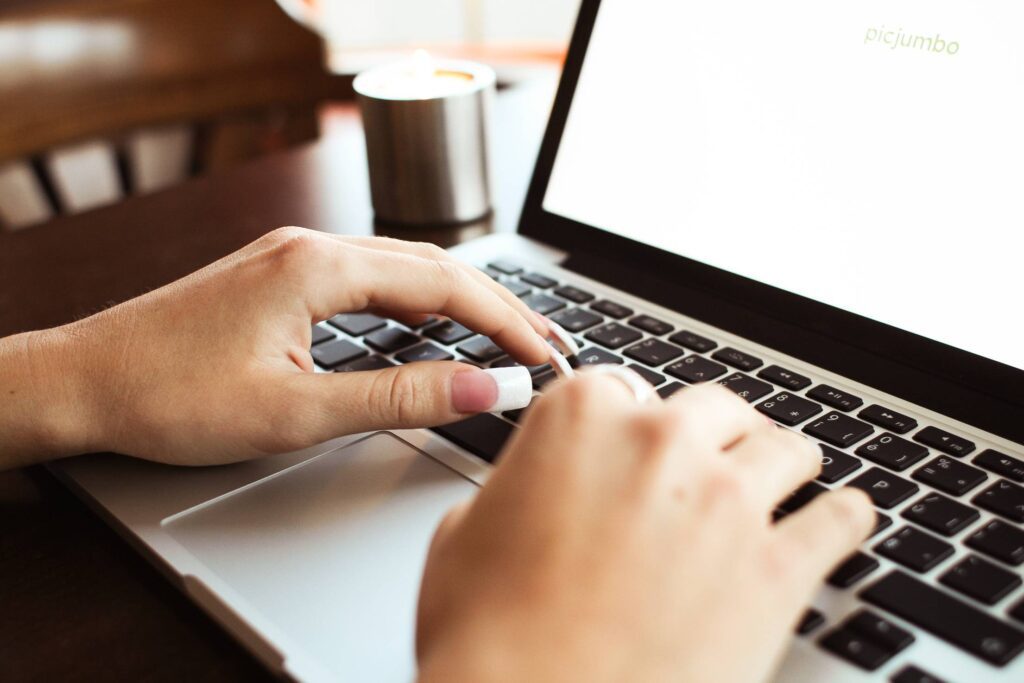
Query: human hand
[[1, 228, 550, 467], [416, 376, 874, 683]]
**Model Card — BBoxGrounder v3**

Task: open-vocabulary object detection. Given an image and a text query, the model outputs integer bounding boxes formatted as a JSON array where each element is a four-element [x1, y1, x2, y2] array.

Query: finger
[[663, 383, 767, 451], [726, 428, 821, 511], [772, 487, 875, 588], [317, 243, 551, 365], [326, 235, 551, 339], [279, 362, 533, 442]]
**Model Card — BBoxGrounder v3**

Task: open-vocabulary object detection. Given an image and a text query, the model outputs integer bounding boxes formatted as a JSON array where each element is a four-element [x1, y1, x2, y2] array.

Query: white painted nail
[[485, 366, 533, 413], [547, 344, 575, 379], [546, 321, 581, 356]]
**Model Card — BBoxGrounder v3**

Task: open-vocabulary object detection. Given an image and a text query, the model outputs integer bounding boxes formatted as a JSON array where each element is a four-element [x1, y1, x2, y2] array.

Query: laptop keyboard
[[309, 258, 1024, 674]]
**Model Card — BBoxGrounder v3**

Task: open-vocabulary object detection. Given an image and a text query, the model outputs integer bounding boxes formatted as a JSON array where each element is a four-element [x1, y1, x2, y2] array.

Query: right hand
[[416, 377, 875, 682]]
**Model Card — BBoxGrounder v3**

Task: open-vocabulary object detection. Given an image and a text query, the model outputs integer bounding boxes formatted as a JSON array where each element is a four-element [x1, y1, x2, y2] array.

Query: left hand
[[0, 228, 550, 468]]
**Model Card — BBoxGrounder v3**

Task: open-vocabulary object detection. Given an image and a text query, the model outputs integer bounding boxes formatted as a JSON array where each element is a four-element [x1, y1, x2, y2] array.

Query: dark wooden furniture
[[0, 0, 353, 228], [0, 73, 556, 680]]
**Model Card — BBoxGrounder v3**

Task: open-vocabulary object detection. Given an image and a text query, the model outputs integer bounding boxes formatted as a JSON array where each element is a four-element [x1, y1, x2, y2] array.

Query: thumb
[[285, 362, 532, 441]]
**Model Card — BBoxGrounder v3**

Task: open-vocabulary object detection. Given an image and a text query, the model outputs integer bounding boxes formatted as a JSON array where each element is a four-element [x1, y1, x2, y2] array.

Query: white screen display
[[544, 0, 1024, 371]]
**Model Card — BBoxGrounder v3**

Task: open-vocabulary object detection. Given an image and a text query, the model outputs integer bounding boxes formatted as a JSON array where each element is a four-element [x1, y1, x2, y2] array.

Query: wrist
[[0, 325, 105, 467]]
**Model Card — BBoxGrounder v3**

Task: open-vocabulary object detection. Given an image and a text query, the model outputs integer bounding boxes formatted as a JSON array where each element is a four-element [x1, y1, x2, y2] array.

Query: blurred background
[[0, 0, 578, 232]]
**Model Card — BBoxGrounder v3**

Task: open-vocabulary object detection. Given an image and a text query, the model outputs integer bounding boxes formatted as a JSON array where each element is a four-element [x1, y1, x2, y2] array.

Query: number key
[[757, 392, 823, 426], [855, 433, 928, 472], [803, 411, 874, 448], [665, 355, 728, 383]]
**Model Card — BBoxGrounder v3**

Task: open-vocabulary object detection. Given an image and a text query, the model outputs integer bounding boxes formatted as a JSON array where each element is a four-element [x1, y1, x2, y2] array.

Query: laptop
[[52, 0, 1024, 680]]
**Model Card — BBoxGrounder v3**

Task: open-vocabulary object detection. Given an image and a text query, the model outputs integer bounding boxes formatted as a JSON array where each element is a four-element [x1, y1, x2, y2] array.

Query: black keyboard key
[[552, 284, 595, 304], [875, 526, 954, 572], [757, 364, 812, 391], [488, 260, 522, 275], [901, 493, 979, 537], [757, 392, 823, 427], [335, 354, 395, 373], [891, 664, 947, 683], [846, 610, 915, 653], [912, 456, 987, 496], [974, 479, 1024, 522], [914, 426, 975, 457], [328, 312, 388, 337], [965, 520, 1024, 566], [483, 266, 503, 280], [1011, 599, 1024, 625], [848, 468, 919, 509], [668, 330, 717, 353], [817, 445, 863, 484], [505, 280, 531, 297], [627, 364, 666, 387], [860, 570, 1024, 666], [396, 342, 454, 363], [549, 307, 604, 333], [311, 325, 335, 346], [590, 299, 633, 319], [665, 355, 728, 384], [424, 320, 474, 345], [779, 482, 827, 514], [521, 292, 566, 315], [872, 512, 894, 537], [711, 347, 763, 371], [859, 405, 918, 435], [856, 433, 929, 472], [490, 355, 551, 376], [365, 327, 420, 353], [585, 322, 643, 350], [311, 338, 368, 369], [533, 370, 558, 391], [797, 609, 825, 635], [432, 413, 513, 463], [940, 554, 1022, 605], [520, 272, 557, 288], [456, 336, 505, 363], [803, 412, 874, 448], [974, 449, 1024, 483], [807, 384, 864, 412], [717, 373, 774, 403], [658, 382, 685, 399], [623, 338, 685, 367], [628, 314, 674, 336], [828, 552, 880, 588], [570, 347, 624, 367], [819, 627, 893, 671]]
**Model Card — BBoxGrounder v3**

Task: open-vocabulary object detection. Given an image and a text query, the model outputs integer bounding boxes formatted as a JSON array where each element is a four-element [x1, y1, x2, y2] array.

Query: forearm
[[0, 327, 97, 470]]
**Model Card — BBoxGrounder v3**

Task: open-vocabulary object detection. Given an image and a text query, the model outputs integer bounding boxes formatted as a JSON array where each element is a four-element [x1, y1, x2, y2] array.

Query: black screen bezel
[[518, 0, 1024, 442]]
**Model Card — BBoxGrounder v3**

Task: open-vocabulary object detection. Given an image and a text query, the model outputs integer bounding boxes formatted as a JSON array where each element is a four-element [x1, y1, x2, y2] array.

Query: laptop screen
[[543, 0, 1024, 372]]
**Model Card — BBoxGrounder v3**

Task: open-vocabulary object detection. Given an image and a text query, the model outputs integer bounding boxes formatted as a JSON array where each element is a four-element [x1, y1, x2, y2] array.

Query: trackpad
[[163, 432, 479, 681]]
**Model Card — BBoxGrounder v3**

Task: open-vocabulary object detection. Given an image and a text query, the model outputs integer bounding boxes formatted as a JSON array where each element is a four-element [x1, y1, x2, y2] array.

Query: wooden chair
[[0, 0, 353, 231]]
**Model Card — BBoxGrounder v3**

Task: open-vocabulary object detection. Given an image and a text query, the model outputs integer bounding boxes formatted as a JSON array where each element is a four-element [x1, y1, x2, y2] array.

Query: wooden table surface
[[0, 72, 556, 681]]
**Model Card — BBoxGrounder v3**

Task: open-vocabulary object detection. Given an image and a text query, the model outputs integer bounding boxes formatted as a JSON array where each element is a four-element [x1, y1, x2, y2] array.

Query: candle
[[354, 51, 497, 226]]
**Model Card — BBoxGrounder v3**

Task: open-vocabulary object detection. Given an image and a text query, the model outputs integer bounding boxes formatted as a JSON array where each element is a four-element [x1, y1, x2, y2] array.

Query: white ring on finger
[[581, 364, 660, 404]]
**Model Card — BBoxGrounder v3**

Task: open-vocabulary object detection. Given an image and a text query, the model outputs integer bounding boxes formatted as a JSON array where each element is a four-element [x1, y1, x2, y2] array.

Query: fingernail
[[451, 367, 532, 414], [546, 320, 580, 356]]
